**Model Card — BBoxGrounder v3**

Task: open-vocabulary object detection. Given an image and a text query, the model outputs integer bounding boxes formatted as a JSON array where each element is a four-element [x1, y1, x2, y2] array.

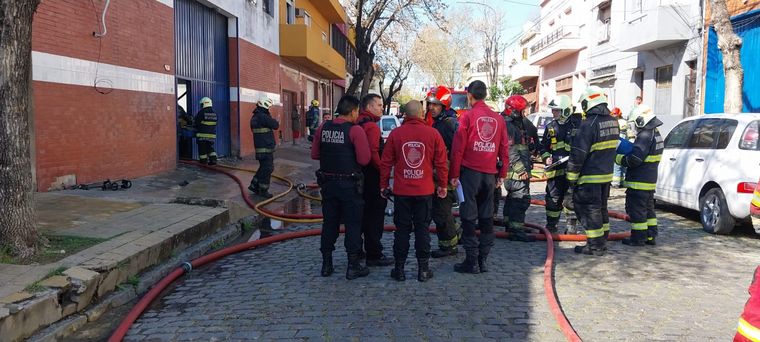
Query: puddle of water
[[282, 196, 319, 215]]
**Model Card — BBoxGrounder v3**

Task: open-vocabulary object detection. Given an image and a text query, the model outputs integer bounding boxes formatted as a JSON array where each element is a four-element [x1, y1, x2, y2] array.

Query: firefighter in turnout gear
[[617, 111, 664, 246], [249, 97, 279, 198], [195, 97, 218, 165], [311, 95, 372, 280], [735, 266, 760, 342], [426, 86, 462, 258], [562, 105, 584, 235], [567, 86, 619, 256], [498, 95, 538, 242], [541, 95, 574, 233]]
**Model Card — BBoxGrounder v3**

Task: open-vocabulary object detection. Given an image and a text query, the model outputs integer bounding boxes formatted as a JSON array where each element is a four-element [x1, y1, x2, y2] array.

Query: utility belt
[[315, 169, 364, 195]]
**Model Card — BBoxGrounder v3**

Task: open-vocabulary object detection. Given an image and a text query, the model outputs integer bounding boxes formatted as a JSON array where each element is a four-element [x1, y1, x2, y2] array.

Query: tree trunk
[[0, 0, 42, 259], [710, 0, 743, 113], [360, 68, 375, 97]]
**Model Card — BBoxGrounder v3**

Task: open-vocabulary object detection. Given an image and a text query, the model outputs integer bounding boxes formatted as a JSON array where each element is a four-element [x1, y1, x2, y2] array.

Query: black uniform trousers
[[503, 179, 531, 229], [197, 139, 216, 161], [392, 195, 433, 261], [625, 189, 657, 243], [361, 166, 388, 260], [320, 180, 364, 255], [432, 190, 459, 248], [545, 177, 569, 230], [253, 153, 274, 190], [459, 167, 496, 258], [573, 183, 611, 250]]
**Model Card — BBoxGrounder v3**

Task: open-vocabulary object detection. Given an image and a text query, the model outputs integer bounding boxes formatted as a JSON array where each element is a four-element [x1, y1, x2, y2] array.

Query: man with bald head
[[380, 100, 448, 282]]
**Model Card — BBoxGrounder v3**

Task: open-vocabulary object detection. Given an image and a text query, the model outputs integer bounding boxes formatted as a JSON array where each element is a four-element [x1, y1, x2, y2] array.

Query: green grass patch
[[126, 275, 139, 287], [241, 220, 256, 232], [210, 239, 225, 249], [1, 235, 107, 265], [24, 282, 46, 293], [45, 266, 68, 278]]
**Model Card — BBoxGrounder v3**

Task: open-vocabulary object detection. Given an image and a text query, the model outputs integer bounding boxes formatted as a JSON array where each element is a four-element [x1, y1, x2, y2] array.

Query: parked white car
[[378, 115, 401, 142], [527, 112, 554, 142], [655, 113, 760, 234]]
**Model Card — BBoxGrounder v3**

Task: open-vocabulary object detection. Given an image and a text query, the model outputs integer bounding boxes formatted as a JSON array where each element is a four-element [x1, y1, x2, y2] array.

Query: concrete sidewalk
[[0, 143, 320, 342]]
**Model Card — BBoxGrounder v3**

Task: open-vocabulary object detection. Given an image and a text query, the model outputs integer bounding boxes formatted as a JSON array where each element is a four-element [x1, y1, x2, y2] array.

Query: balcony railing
[[530, 25, 579, 55]]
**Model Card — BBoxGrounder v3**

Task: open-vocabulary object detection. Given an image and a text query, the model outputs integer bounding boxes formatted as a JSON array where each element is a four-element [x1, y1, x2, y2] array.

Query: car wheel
[[699, 188, 736, 235]]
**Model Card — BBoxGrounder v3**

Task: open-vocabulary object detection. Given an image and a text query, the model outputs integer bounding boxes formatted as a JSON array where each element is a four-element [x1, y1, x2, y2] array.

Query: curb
[[28, 216, 262, 342]]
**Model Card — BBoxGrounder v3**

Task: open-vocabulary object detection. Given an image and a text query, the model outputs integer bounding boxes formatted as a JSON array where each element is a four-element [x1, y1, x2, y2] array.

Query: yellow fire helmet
[[311, 99, 319, 107], [200, 97, 213, 108]]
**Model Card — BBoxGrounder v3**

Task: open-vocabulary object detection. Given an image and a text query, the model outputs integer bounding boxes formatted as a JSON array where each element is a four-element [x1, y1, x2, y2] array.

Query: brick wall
[[236, 38, 283, 157], [33, 0, 173, 73], [33, 83, 176, 190], [31, 0, 175, 191]]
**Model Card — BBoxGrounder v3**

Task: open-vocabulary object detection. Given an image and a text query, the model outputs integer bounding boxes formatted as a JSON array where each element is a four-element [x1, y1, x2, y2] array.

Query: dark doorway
[[175, 0, 230, 157]]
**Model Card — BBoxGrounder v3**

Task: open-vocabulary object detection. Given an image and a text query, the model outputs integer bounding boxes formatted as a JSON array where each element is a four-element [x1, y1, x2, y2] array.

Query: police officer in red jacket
[[311, 95, 372, 280], [449, 81, 510, 274], [356, 94, 393, 267], [380, 101, 448, 282]]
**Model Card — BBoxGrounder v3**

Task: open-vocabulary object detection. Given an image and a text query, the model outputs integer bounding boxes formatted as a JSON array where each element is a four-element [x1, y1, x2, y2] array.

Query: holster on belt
[[315, 169, 364, 195]]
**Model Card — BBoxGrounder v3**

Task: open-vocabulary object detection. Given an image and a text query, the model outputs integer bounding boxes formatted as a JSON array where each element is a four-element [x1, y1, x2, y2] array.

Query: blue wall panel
[[175, 0, 231, 156], [705, 9, 760, 113]]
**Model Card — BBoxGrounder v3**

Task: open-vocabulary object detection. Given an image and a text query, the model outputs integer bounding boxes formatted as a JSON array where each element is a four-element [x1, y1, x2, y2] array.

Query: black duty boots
[[346, 254, 370, 280], [417, 259, 433, 282], [390, 262, 406, 281], [622, 238, 646, 246], [248, 182, 259, 194], [507, 227, 536, 242], [431, 247, 458, 258], [258, 189, 274, 199], [574, 244, 606, 256], [622, 229, 647, 247], [478, 254, 489, 273], [366, 254, 394, 267], [454, 253, 480, 274], [321, 253, 334, 277]]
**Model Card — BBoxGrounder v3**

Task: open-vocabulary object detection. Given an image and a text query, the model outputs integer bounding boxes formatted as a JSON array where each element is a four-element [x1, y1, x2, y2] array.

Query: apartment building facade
[[530, 0, 592, 112], [30, 0, 351, 191]]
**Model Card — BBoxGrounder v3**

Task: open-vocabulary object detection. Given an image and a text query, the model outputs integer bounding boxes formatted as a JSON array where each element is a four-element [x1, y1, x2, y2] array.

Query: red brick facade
[[235, 38, 283, 158], [32, 0, 175, 191], [33, 0, 174, 74], [33, 83, 176, 190]]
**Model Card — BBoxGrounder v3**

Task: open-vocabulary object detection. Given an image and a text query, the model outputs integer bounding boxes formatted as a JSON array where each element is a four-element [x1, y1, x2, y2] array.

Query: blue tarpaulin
[[705, 9, 760, 113]]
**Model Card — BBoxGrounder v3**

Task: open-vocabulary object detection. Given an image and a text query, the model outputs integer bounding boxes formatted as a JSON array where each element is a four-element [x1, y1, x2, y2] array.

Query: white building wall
[[534, 0, 593, 111], [203, 0, 280, 54]]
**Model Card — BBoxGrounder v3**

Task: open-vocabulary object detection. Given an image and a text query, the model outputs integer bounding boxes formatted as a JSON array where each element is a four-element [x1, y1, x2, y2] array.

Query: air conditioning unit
[[295, 8, 307, 17]]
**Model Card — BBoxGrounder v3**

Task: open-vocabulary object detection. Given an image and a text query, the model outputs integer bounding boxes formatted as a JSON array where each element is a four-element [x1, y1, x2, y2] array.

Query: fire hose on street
[[109, 162, 632, 342]]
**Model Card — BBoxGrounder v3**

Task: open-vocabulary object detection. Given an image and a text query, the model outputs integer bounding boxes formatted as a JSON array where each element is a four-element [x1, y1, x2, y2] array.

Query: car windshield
[[451, 93, 469, 111], [381, 119, 397, 131], [536, 116, 552, 130]]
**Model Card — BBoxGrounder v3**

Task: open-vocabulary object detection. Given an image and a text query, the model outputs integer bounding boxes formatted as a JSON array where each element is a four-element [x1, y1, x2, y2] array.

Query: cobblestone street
[[123, 186, 760, 341]]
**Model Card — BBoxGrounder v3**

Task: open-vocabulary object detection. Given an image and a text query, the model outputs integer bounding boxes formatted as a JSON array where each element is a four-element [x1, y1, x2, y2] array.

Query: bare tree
[[377, 35, 414, 115], [710, 0, 743, 113], [1, 0, 43, 258], [345, 0, 446, 97], [470, 5, 506, 89], [412, 13, 475, 88]]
